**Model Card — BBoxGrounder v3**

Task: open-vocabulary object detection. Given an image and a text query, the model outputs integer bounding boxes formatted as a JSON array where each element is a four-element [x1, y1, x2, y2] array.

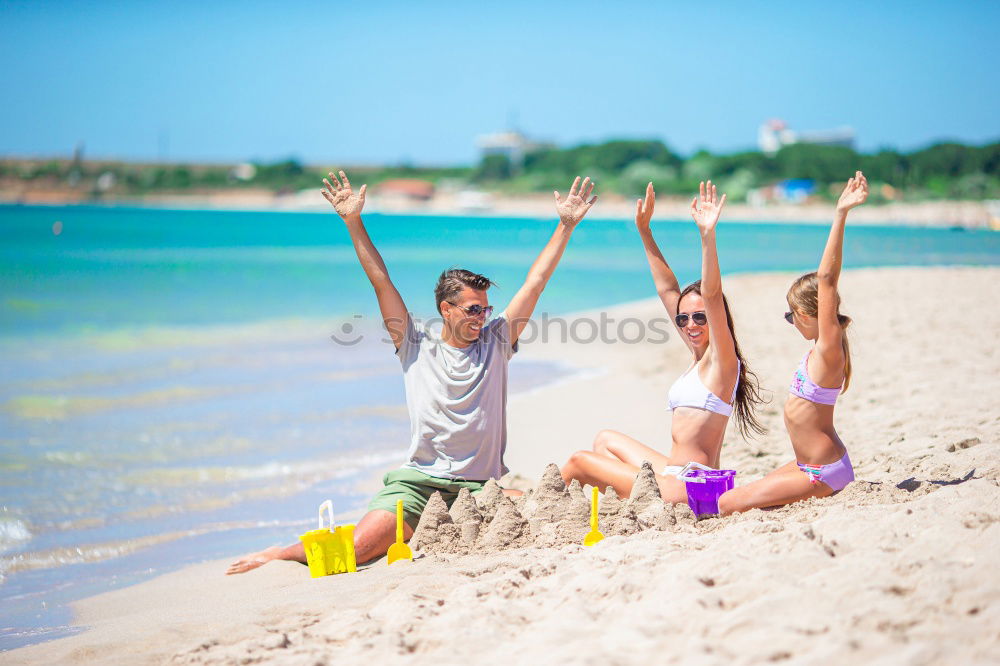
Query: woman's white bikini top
[[668, 361, 740, 417]]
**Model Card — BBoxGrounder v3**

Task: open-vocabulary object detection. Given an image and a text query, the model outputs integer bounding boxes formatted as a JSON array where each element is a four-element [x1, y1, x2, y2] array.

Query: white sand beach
[[4, 266, 999, 665], [49, 190, 999, 229]]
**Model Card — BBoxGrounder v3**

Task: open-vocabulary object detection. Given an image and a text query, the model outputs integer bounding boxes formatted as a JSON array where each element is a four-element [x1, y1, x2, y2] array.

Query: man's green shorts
[[368, 468, 487, 529]]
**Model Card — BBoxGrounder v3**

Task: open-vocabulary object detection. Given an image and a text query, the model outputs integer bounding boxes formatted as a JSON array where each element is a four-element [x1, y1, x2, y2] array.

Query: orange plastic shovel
[[386, 499, 413, 565], [583, 486, 604, 546]]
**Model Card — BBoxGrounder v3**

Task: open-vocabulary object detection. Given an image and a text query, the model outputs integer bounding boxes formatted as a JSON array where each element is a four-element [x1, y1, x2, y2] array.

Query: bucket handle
[[676, 461, 716, 483], [318, 499, 335, 530]]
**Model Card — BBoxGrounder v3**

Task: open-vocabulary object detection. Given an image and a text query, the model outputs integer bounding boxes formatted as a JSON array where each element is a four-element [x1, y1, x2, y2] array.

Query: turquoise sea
[[1, 204, 998, 650]]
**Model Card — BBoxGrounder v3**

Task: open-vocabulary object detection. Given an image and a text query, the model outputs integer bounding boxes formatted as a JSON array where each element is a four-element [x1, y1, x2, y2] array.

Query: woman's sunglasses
[[449, 302, 494, 318], [784, 311, 794, 324], [674, 311, 707, 327]]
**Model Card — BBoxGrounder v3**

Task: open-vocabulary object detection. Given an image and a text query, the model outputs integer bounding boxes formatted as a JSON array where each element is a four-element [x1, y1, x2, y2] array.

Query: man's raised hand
[[690, 180, 726, 236], [554, 176, 597, 226], [322, 170, 367, 220], [836, 170, 868, 213]]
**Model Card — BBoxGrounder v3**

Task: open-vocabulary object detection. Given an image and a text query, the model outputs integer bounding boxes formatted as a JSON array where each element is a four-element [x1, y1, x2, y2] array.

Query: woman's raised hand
[[554, 176, 598, 226], [322, 170, 367, 220], [635, 182, 655, 232], [836, 171, 869, 213], [690, 180, 727, 235]]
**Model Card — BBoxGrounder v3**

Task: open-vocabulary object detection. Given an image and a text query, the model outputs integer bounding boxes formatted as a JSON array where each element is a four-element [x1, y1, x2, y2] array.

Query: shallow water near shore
[[1, 204, 998, 650]]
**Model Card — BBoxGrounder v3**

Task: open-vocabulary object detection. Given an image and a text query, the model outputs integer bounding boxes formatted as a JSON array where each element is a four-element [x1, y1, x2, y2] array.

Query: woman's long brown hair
[[679, 280, 767, 439]]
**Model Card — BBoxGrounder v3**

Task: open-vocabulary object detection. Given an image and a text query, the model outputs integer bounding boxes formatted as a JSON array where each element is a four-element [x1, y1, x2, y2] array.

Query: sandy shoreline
[[4, 266, 999, 665], [5, 190, 999, 229]]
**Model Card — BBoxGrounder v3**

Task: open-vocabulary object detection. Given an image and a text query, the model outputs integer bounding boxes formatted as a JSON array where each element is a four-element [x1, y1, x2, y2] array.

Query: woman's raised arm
[[690, 181, 738, 370], [635, 182, 682, 319]]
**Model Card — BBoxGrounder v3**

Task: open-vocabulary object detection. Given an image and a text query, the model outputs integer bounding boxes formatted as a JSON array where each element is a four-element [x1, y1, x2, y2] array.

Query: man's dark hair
[[434, 269, 495, 314]]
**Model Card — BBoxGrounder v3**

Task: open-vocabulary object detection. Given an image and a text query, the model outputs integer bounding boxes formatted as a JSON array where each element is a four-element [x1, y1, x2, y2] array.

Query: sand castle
[[410, 461, 697, 556]]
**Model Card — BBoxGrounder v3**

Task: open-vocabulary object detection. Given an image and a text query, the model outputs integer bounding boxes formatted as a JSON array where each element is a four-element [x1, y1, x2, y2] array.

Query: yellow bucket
[[299, 500, 357, 578]]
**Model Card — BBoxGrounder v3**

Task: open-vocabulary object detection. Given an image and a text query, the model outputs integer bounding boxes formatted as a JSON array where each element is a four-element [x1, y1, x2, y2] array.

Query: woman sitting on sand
[[561, 181, 765, 503], [717, 172, 868, 515]]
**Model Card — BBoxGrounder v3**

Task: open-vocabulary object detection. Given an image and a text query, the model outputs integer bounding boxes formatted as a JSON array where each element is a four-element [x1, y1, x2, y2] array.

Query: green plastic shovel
[[387, 499, 413, 565]]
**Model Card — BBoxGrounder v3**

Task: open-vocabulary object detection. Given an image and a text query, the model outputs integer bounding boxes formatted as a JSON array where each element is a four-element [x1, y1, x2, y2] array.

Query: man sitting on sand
[[227, 170, 597, 572]]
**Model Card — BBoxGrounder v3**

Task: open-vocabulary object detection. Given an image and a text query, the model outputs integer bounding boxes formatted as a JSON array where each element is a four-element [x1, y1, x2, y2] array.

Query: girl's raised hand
[[836, 171, 869, 213], [690, 180, 727, 235]]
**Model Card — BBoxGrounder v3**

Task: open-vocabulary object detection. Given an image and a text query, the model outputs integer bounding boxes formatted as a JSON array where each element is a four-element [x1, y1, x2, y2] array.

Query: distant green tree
[[720, 168, 757, 202], [199, 168, 229, 187], [775, 144, 859, 182], [713, 151, 776, 181], [171, 167, 192, 188], [524, 139, 680, 180], [621, 160, 678, 194], [979, 142, 1000, 175], [950, 172, 998, 199], [584, 140, 681, 172], [908, 142, 981, 184], [860, 149, 907, 186], [475, 154, 513, 181], [523, 147, 575, 177], [21, 161, 63, 180], [683, 150, 717, 182], [36, 161, 63, 179], [253, 159, 305, 185]]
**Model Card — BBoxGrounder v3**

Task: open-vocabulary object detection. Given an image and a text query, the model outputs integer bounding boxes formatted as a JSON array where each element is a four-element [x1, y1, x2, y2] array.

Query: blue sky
[[1, 0, 998, 165]]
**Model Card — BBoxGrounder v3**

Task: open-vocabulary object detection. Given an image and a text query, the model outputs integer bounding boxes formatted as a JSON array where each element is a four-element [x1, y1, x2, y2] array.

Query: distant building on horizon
[[758, 119, 856, 155], [476, 130, 549, 168]]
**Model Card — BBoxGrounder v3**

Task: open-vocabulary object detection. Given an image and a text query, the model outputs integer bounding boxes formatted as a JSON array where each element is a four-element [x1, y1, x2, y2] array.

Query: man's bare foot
[[226, 546, 284, 575]]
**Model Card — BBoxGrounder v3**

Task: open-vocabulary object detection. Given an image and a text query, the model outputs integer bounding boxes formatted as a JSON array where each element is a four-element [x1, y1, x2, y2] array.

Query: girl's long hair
[[680, 280, 767, 439], [786, 272, 853, 392]]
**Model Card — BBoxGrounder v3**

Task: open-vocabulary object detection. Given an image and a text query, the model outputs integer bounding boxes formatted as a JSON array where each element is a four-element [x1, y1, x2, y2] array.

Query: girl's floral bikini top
[[789, 350, 841, 406]]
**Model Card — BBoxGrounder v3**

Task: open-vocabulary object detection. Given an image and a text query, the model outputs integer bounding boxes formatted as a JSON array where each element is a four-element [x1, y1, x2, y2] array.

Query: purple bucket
[[684, 469, 736, 517]]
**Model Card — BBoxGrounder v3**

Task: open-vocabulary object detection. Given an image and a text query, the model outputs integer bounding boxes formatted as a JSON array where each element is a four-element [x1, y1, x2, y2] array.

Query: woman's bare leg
[[562, 450, 693, 505], [592, 429, 671, 469], [561, 451, 640, 497], [656, 474, 694, 505], [718, 461, 833, 516]]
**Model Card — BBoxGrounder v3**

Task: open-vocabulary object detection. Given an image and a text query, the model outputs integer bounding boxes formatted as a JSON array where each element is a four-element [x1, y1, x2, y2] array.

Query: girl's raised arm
[[816, 171, 868, 359]]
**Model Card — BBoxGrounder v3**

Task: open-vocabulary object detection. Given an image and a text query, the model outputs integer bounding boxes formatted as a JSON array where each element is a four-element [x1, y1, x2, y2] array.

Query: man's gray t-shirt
[[395, 312, 518, 481]]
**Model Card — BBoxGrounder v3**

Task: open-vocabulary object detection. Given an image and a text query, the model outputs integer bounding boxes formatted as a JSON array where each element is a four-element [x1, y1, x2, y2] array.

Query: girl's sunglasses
[[674, 311, 707, 327], [449, 302, 494, 318], [784, 311, 794, 324]]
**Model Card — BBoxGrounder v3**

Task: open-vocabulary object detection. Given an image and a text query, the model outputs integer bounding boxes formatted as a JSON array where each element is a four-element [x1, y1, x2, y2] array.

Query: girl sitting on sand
[[561, 181, 765, 503], [718, 171, 868, 515]]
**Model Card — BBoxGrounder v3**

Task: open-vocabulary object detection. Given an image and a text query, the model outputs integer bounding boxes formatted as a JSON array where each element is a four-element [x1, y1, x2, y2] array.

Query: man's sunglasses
[[449, 302, 494, 318], [674, 311, 707, 327], [784, 311, 794, 324]]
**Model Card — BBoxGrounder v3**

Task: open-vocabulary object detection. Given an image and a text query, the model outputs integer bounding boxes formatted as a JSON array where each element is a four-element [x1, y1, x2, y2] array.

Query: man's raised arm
[[322, 170, 408, 349], [504, 176, 597, 344]]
